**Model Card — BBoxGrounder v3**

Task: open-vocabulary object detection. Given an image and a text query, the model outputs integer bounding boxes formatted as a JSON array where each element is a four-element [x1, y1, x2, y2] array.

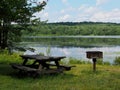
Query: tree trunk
[[0, 26, 8, 49], [0, 26, 1, 49], [2, 28, 8, 49]]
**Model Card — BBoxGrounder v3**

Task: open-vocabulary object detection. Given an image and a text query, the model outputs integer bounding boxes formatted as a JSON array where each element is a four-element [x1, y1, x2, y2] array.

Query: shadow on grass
[[0, 64, 22, 79], [0, 64, 75, 79], [0, 64, 30, 78], [0, 64, 14, 76]]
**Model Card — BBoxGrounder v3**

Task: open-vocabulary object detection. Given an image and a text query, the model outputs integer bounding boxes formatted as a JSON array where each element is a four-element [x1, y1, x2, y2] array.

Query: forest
[[22, 22, 120, 36]]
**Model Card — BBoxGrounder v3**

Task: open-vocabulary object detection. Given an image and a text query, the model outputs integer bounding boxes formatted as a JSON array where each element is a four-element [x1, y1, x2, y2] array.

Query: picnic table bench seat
[[11, 63, 37, 72], [11, 63, 64, 76], [47, 64, 75, 71], [11, 63, 73, 72]]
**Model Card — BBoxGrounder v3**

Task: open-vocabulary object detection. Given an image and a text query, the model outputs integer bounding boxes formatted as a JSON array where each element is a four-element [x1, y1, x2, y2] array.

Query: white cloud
[[47, 6, 120, 23], [35, 0, 120, 23], [58, 14, 71, 22], [33, 11, 49, 21], [62, 0, 68, 4], [84, 6, 99, 14], [71, 4, 120, 23], [43, 12, 49, 17], [78, 5, 87, 11], [77, 6, 99, 21], [90, 8, 120, 23], [60, 7, 75, 14], [96, 0, 109, 6], [60, 10, 65, 14], [61, 0, 69, 6]]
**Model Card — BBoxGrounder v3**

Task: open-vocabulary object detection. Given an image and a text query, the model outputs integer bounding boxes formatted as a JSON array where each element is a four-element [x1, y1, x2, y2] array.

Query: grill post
[[86, 51, 103, 72]]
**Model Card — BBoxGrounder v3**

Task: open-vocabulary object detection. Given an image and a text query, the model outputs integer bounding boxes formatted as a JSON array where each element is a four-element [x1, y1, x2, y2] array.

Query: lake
[[20, 36, 120, 63]]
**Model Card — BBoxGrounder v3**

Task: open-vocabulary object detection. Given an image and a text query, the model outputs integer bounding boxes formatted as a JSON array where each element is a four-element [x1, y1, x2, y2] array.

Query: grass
[[0, 52, 120, 90], [0, 64, 120, 90]]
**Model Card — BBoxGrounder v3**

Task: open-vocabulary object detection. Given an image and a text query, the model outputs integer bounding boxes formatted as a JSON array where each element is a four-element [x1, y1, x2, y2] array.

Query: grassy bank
[[0, 64, 120, 90], [0, 52, 120, 90]]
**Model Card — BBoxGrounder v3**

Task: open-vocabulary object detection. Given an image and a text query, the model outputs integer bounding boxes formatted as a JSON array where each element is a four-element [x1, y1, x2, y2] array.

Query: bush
[[68, 57, 91, 64], [114, 57, 120, 65], [0, 50, 22, 64], [96, 59, 110, 65], [103, 61, 111, 65], [97, 59, 103, 65]]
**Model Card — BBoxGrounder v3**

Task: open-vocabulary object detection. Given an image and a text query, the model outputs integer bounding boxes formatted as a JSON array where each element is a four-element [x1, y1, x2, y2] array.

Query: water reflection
[[31, 46, 120, 63], [22, 36, 120, 47], [20, 36, 120, 63]]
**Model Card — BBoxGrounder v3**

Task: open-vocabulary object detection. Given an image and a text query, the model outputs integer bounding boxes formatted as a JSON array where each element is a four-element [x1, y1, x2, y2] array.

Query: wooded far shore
[[22, 22, 120, 36]]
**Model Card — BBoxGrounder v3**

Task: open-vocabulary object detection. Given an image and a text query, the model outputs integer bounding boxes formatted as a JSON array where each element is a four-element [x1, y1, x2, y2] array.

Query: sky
[[35, 0, 120, 23]]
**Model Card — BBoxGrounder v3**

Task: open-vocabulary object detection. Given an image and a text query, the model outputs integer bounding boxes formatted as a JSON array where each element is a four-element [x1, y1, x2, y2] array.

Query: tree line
[[23, 22, 120, 36]]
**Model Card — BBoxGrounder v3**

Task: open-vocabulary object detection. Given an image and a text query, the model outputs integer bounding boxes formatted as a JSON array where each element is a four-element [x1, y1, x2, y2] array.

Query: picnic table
[[11, 55, 74, 77]]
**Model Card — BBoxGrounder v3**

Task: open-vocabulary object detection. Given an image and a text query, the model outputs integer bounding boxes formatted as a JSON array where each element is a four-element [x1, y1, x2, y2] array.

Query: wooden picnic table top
[[20, 55, 41, 59], [20, 55, 66, 61]]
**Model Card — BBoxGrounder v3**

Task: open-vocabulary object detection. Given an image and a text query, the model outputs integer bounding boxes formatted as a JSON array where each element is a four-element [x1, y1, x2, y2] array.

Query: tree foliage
[[23, 22, 120, 36], [0, 0, 47, 49]]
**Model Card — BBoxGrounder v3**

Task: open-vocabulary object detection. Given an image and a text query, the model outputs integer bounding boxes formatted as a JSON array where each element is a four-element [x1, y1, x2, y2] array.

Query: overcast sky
[[35, 0, 120, 23]]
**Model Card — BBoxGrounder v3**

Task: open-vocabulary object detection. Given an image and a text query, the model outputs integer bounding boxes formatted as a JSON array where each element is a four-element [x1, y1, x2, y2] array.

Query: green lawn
[[0, 64, 120, 90]]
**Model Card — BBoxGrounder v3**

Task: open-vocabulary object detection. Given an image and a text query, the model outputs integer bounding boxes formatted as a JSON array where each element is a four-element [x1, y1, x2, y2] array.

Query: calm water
[[20, 36, 120, 63]]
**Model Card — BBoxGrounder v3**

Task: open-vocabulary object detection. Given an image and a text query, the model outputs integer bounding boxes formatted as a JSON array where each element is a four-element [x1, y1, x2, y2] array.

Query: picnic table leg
[[22, 58, 28, 65], [39, 62, 50, 69], [54, 61, 64, 73], [55, 61, 60, 69], [42, 62, 50, 69]]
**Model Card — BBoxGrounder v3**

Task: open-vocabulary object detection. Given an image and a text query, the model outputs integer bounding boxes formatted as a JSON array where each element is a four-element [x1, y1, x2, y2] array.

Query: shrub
[[97, 59, 103, 65], [96, 59, 110, 65], [103, 61, 111, 65], [68, 57, 91, 64], [113, 57, 120, 65], [0, 50, 22, 64]]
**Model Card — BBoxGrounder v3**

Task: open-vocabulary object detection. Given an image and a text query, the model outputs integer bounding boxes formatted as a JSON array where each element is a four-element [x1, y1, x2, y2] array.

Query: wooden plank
[[20, 55, 40, 59], [46, 64, 75, 71], [35, 56, 66, 62], [11, 63, 37, 72], [59, 65, 75, 71], [37, 68, 63, 75]]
